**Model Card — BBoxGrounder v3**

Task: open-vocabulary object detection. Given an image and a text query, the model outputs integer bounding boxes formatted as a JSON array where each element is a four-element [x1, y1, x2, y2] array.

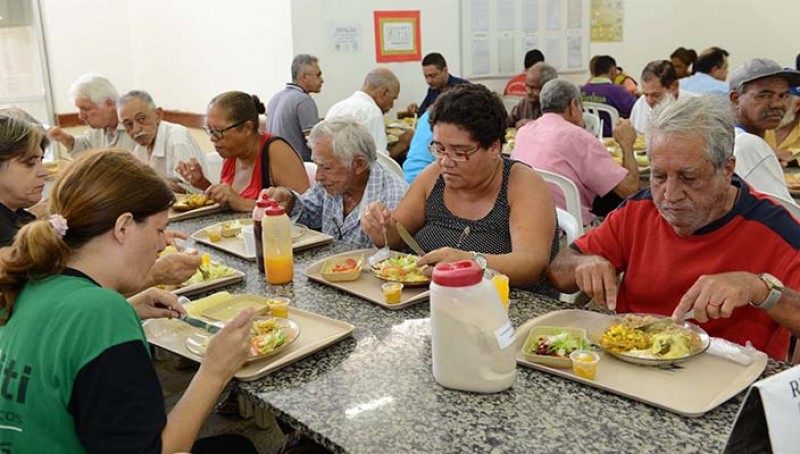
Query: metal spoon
[[639, 310, 696, 332]]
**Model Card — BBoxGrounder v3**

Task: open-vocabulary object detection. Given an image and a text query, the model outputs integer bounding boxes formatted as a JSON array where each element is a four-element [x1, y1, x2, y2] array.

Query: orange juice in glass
[[265, 255, 293, 284], [491, 273, 510, 310]]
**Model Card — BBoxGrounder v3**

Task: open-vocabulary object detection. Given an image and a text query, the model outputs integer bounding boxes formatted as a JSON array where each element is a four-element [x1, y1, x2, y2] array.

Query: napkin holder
[[724, 365, 800, 454]]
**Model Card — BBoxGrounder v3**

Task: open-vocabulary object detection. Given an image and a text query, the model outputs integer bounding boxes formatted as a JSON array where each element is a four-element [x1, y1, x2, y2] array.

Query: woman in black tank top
[[360, 85, 558, 289]]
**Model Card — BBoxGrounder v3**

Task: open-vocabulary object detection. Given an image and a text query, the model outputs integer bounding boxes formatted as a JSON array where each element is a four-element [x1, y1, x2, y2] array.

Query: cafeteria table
[[168, 212, 788, 454]]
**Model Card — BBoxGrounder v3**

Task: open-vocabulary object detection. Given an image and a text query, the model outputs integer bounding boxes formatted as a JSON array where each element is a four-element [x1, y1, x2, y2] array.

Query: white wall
[[291, 0, 461, 117], [590, 0, 798, 86], [41, 0, 293, 114], [40, 0, 799, 116]]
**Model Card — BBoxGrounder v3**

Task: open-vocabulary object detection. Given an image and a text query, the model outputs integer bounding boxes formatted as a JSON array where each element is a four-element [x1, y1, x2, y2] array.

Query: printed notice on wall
[[471, 0, 490, 32], [522, 0, 539, 33], [382, 22, 415, 51], [567, 0, 583, 30], [591, 0, 624, 42], [545, 0, 562, 31], [567, 34, 583, 68], [471, 35, 491, 75], [331, 22, 362, 52]]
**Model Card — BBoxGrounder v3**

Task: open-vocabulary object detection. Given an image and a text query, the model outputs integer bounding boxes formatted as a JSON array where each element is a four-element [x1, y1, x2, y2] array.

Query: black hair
[[592, 56, 617, 77], [524, 49, 545, 69], [694, 47, 729, 75], [422, 52, 447, 70], [429, 84, 507, 149], [640, 60, 678, 88]]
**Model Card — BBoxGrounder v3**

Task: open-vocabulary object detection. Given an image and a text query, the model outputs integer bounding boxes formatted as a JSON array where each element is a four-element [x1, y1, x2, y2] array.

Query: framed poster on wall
[[373, 10, 421, 62]]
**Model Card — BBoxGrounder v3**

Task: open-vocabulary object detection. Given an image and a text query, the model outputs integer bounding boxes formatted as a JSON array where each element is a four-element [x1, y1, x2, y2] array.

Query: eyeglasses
[[203, 119, 247, 140], [428, 142, 481, 162]]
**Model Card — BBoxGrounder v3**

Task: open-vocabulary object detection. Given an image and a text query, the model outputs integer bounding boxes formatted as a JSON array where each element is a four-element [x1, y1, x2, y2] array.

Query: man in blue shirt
[[680, 47, 730, 96], [409, 53, 469, 115]]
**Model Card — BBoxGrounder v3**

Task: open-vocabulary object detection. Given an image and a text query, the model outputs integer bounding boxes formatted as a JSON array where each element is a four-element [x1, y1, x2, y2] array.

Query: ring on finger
[[707, 301, 722, 307]]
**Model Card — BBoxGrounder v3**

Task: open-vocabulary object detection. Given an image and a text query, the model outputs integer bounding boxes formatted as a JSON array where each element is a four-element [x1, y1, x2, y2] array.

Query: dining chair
[[582, 112, 603, 140], [501, 95, 524, 115], [303, 161, 318, 187], [554, 208, 584, 304], [535, 168, 585, 232], [582, 101, 619, 136], [376, 152, 404, 179], [204, 152, 222, 185]]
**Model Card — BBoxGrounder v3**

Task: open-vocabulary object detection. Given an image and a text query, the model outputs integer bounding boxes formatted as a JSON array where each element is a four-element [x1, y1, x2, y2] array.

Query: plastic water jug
[[430, 260, 516, 393]]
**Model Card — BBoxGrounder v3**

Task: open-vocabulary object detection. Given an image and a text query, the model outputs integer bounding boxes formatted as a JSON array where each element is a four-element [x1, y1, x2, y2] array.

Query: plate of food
[[185, 316, 301, 364], [158, 247, 244, 295], [370, 253, 429, 287], [172, 193, 216, 212], [784, 172, 800, 191], [594, 313, 710, 366], [521, 326, 593, 368]]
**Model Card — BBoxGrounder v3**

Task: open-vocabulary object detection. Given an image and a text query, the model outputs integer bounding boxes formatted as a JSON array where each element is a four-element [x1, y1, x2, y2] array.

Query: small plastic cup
[[267, 297, 290, 318], [570, 350, 600, 380], [490, 273, 510, 311], [206, 225, 223, 242], [241, 225, 256, 255], [382, 282, 403, 304]]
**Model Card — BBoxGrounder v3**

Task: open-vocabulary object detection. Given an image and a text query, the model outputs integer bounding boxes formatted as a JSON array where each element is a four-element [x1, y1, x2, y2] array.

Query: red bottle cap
[[265, 204, 286, 216], [431, 260, 482, 287]]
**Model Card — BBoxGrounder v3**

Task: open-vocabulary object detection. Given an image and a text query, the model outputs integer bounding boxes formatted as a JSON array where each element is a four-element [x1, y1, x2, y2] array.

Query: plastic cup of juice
[[382, 282, 403, 304], [570, 350, 600, 380], [267, 297, 290, 318], [490, 273, 510, 311], [206, 225, 223, 242]]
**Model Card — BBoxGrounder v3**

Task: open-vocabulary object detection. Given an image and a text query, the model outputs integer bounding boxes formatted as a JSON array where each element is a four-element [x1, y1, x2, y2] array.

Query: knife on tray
[[176, 296, 222, 333], [395, 222, 425, 256]]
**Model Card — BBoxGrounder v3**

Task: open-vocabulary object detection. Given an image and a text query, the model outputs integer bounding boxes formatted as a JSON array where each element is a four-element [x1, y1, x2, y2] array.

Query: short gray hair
[[363, 68, 399, 92], [116, 90, 157, 110], [308, 117, 376, 168], [291, 54, 319, 82], [540, 79, 581, 114], [647, 95, 734, 170], [535, 63, 558, 86], [68, 74, 118, 105]]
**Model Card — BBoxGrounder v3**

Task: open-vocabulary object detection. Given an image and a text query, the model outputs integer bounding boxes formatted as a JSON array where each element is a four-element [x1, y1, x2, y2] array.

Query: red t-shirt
[[573, 178, 800, 360], [504, 73, 526, 96], [220, 133, 271, 200]]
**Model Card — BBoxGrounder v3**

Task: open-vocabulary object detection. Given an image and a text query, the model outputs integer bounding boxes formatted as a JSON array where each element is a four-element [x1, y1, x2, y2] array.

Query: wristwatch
[[471, 251, 488, 270], [750, 273, 784, 310]]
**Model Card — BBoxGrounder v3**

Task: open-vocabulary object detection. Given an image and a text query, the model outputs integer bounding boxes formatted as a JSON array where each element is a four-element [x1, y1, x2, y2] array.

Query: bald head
[[526, 62, 558, 103], [362, 68, 401, 113]]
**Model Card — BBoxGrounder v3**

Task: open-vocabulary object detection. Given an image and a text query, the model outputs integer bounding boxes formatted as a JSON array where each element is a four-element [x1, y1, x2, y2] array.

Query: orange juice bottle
[[262, 203, 294, 284]]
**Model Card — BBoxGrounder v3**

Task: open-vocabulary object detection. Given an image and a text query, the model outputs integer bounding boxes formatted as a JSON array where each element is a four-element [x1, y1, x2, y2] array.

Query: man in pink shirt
[[512, 79, 639, 225]]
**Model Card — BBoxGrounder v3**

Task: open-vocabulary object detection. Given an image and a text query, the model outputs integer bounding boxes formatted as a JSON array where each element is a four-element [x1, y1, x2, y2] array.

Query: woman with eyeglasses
[[0, 150, 257, 453], [176, 91, 309, 211], [361, 84, 558, 289], [0, 115, 49, 247]]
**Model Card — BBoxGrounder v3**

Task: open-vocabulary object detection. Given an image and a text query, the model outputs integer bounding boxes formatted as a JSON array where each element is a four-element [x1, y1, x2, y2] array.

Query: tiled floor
[[154, 351, 287, 454]]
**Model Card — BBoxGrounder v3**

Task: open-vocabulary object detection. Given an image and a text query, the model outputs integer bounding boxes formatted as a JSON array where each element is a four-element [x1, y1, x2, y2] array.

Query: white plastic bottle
[[262, 203, 294, 285], [430, 260, 516, 393]]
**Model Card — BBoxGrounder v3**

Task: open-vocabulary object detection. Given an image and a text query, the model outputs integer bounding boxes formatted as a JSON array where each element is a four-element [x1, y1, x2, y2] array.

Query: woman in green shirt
[[0, 150, 254, 453]]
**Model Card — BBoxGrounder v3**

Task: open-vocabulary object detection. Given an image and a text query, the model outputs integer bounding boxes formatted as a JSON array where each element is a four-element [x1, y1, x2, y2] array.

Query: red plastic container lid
[[256, 194, 273, 208], [432, 260, 482, 287], [265, 204, 286, 216]]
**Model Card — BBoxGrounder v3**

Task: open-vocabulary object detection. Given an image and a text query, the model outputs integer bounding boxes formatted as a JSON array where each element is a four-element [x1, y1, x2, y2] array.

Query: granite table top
[[169, 211, 786, 454]]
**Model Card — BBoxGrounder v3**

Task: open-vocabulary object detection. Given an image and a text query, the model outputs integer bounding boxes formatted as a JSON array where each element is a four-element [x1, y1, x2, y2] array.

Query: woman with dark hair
[[0, 150, 255, 453], [361, 84, 557, 289], [177, 91, 309, 211], [670, 47, 697, 79], [0, 115, 48, 246]]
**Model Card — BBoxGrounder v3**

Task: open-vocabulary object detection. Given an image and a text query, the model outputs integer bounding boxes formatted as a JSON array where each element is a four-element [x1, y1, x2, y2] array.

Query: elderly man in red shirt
[[548, 95, 800, 360]]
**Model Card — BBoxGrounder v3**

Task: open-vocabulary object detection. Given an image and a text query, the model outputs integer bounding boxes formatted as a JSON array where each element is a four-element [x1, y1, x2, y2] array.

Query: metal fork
[[368, 225, 391, 267]]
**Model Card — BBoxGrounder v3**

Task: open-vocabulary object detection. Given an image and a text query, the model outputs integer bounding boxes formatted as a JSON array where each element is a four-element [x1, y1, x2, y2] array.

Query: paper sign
[[725, 365, 800, 454]]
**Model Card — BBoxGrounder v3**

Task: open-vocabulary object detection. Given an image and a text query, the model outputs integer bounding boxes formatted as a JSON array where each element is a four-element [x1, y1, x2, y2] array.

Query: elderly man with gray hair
[[266, 117, 408, 247], [47, 74, 135, 156], [507, 62, 558, 128], [325, 68, 412, 161], [511, 78, 638, 225], [548, 95, 800, 360], [266, 54, 324, 161], [116, 90, 208, 192]]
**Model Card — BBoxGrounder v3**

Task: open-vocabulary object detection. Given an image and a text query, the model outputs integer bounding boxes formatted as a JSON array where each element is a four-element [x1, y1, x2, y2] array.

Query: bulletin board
[[459, 0, 591, 78]]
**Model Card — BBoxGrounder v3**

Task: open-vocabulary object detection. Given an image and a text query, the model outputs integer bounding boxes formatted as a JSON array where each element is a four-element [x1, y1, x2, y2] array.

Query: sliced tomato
[[332, 258, 358, 272]]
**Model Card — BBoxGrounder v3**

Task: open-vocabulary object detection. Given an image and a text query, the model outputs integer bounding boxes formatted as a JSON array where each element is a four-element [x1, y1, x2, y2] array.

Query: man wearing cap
[[729, 58, 800, 200], [548, 95, 800, 361]]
